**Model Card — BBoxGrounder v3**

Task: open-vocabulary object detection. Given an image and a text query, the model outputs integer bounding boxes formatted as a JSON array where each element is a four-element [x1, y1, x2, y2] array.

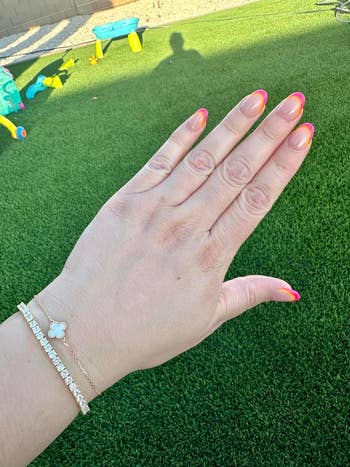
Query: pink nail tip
[[254, 89, 268, 105], [290, 92, 306, 107], [290, 289, 301, 301], [279, 288, 301, 301], [301, 122, 315, 138], [197, 108, 208, 120]]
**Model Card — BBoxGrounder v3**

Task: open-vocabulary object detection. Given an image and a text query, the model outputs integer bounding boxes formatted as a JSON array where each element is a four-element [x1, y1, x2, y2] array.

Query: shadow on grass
[[153, 31, 203, 72]]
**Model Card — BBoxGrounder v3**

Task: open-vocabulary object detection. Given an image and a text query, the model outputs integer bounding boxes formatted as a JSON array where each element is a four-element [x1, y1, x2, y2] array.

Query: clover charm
[[48, 321, 67, 339]]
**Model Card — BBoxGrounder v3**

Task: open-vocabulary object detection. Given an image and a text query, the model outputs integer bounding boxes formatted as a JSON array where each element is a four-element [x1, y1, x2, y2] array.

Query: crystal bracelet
[[17, 302, 90, 415], [33, 295, 100, 397]]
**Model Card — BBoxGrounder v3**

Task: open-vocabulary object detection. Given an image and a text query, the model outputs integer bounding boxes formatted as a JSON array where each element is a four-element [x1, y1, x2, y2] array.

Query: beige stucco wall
[[0, 0, 135, 38]]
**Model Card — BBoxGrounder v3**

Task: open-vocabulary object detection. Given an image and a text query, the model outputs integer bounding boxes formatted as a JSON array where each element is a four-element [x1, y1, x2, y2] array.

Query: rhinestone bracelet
[[33, 294, 100, 397], [17, 302, 89, 415]]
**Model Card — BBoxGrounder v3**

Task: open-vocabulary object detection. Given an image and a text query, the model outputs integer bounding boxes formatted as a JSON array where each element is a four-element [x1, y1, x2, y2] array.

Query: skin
[[0, 90, 313, 466]]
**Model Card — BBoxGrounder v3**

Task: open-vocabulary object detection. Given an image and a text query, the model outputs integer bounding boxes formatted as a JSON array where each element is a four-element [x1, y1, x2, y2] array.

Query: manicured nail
[[277, 92, 305, 120], [190, 108, 208, 130], [278, 288, 301, 301], [288, 123, 315, 150], [240, 89, 268, 116]]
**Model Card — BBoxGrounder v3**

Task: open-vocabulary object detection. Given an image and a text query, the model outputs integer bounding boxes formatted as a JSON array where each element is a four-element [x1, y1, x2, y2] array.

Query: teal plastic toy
[[0, 66, 27, 140], [26, 75, 47, 100], [0, 66, 25, 116]]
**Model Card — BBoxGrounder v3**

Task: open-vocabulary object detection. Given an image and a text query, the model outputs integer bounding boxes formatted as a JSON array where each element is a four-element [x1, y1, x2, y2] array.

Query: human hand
[[34, 90, 313, 399]]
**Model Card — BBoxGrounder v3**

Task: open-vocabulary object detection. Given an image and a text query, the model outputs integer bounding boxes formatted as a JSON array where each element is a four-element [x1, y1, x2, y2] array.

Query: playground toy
[[89, 56, 99, 65], [0, 67, 25, 115], [58, 58, 75, 71], [0, 66, 27, 140], [26, 75, 47, 99], [0, 115, 26, 140], [26, 74, 63, 99], [128, 32, 142, 53], [26, 56, 72, 101], [42, 75, 63, 88], [91, 18, 142, 62]]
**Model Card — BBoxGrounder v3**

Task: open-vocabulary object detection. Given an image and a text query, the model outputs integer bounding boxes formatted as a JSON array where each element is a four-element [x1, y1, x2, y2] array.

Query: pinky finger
[[120, 108, 208, 194]]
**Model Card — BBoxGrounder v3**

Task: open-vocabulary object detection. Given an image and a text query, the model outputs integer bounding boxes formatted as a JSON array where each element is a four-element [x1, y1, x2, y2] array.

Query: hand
[[35, 90, 313, 398]]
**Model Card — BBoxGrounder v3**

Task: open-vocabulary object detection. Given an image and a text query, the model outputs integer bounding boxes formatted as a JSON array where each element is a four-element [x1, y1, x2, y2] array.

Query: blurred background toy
[[91, 18, 142, 62], [58, 58, 75, 71], [25, 57, 75, 100], [89, 55, 99, 65], [0, 115, 26, 140], [0, 66, 25, 115], [0, 66, 27, 140]]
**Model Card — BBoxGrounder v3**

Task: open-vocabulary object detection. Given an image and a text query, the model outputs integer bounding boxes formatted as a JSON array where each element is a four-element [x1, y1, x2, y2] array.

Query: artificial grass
[[1, 0, 349, 464]]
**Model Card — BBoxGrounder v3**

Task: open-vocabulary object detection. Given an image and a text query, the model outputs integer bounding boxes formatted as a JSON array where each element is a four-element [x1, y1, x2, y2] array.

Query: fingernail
[[190, 108, 208, 131], [288, 123, 315, 150], [277, 92, 305, 120], [278, 288, 301, 301], [240, 89, 268, 116]]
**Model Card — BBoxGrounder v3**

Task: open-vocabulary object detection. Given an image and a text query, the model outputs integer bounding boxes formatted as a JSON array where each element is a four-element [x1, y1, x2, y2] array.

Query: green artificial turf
[[1, 0, 350, 464]]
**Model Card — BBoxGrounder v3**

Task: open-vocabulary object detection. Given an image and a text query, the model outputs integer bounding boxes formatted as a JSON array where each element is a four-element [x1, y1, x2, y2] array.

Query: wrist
[[29, 272, 131, 402]]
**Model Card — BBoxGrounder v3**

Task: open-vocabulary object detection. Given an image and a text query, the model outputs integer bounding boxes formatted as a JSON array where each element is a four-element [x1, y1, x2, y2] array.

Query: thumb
[[216, 275, 301, 322]]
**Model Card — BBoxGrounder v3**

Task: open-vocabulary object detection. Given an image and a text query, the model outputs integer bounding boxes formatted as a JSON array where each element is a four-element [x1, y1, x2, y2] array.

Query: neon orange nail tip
[[252, 89, 268, 112], [300, 122, 315, 145], [253, 89, 268, 105], [290, 92, 305, 107], [278, 288, 301, 301], [197, 108, 208, 128]]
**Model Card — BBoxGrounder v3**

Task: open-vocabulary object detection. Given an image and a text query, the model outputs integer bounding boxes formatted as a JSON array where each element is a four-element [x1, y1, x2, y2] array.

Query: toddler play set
[[0, 66, 27, 140], [90, 18, 142, 64], [0, 18, 142, 141]]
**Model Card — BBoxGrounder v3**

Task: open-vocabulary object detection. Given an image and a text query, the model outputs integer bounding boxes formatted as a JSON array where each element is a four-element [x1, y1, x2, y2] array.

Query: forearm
[[0, 272, 119, 466], [0, 309, 79, 466]]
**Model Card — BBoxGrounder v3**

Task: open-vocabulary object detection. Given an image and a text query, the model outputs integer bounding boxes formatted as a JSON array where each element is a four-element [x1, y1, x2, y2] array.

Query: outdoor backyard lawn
[[1, 0, 349, 464]]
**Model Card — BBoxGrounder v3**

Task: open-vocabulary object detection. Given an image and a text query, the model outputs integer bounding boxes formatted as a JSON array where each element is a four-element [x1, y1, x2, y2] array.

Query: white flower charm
[[48, 321, 67, 339]]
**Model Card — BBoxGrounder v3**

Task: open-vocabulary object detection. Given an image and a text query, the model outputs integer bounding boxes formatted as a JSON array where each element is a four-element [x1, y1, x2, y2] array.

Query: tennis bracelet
[[17, 302, 90, 415]]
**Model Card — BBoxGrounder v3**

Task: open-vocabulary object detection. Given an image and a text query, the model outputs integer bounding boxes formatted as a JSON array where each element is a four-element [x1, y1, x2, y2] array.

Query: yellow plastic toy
[[95, 40, 104, 59], [42, 76, 63, 88], [128, 32, 142, 53], [58, 58, 75, 71], [0, 114, 27, 140], [89, 56, 99, 65]]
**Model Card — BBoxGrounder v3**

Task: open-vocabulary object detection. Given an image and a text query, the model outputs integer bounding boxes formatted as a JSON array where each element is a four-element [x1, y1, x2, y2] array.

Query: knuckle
[[168, 131, 187, 152], [186, 149, 216, 176], [239, 183, 272, 216], [259, 123, 280, 144], [221, 157, 252, 187], [102, 194, 132, 219], [148, 153, 173, 175], [156, 218, 193, 250], [222, 118, 241, 139], [217, 287, 230, 322], [244, 278, 257, 308], [272, 156, 291, 177], [197, 236, 225, 272]]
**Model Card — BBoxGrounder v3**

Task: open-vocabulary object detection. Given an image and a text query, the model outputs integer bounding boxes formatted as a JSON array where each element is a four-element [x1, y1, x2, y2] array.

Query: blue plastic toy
[[91, 18, 141, 61], [26, 75, 48, 99], [92, 18, 139, 40]]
